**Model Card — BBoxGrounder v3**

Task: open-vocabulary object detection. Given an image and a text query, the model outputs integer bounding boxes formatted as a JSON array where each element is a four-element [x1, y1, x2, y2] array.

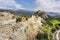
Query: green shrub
[[16, 18, 22, 23], [36, 32, 48, 40], [51, 28, 56, 33]]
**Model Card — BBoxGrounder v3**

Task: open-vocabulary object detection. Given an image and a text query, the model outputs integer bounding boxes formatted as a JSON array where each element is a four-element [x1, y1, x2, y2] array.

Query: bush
[[16, 18, 22, 23], [51, 28, 56, 33], [36, 32, 48, 40]]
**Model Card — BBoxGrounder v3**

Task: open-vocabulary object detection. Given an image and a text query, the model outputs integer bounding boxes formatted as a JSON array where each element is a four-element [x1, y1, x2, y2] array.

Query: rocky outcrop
[[25, 16, 42, 40], [0, 12, 42, 40]]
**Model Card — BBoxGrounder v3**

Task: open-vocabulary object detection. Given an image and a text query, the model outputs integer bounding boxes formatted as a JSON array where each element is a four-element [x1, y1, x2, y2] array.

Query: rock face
[[0, 12, 42, 40]]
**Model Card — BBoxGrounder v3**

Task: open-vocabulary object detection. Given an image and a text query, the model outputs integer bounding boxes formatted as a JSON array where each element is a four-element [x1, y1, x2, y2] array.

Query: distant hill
[[34, 10, 53, 20], [52, 15, 60, 21], [0, 9, 60, 16], [0, 9, 35, 16], [47, 12, 60, 16], [47, 12, 60, 21], [34, 10, 55, 25], [16, 9, 35, 16]]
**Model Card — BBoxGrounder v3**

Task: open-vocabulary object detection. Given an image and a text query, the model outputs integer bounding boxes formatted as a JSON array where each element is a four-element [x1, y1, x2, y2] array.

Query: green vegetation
[[36, 32, 48, 40], [16, 18, 22, 23], [36, 20, 60, 40], [35, 10, 60, 40]]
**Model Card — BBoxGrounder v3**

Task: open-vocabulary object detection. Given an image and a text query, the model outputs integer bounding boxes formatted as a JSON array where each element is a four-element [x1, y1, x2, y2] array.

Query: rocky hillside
[[0, 12, 43, 40], [0, 10, 60, 40]]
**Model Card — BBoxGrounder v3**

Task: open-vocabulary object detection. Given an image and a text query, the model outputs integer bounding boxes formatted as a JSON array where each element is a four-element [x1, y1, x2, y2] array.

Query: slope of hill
[[34, 10, 54, 25], [0, 9, 60, 40], [34, 10, 60, 40]]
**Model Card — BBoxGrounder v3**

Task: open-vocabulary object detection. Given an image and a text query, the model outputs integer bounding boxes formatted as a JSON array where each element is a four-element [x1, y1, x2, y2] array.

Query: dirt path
[[53, 30, 60, 40]]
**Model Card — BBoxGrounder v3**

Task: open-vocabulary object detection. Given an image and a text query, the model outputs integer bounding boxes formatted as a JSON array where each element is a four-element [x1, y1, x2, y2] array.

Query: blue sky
[[0, 0, 60, 13], [15, 0, 36, 10]]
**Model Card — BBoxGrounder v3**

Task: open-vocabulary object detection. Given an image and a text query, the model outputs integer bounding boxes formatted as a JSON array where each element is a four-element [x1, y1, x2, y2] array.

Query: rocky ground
[[0, 12, 42, 40]]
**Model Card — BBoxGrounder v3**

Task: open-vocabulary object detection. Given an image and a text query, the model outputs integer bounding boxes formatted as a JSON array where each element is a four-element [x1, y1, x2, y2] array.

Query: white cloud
[[0, 0, 25, 10], [35, 0, 60, 13]]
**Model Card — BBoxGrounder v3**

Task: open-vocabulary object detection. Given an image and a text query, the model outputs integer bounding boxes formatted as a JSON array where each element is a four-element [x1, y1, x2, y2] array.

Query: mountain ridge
[[0, 9, 60, 16]]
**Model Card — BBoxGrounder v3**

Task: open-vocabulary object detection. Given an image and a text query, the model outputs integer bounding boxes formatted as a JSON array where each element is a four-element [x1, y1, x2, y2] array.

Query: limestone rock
[[0, 12, 42, 40]]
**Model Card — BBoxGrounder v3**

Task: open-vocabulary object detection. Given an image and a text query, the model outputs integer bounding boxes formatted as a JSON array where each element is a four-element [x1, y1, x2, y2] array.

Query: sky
[[0, 0, 60, 13]]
